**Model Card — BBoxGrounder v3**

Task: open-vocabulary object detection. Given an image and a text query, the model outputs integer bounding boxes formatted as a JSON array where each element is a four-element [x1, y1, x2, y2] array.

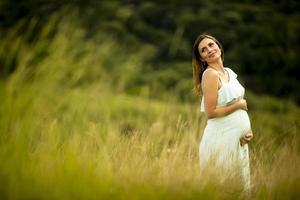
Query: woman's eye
[[209, 43, 214, 47], [201, 48, 208, 53]]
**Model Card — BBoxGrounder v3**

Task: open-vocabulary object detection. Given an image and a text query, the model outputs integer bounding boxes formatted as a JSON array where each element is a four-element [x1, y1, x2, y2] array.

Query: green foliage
[[1, 0, 300, 103]]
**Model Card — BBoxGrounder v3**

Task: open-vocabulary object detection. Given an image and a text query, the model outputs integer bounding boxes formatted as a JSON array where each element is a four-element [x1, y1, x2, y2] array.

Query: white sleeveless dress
[[199, 67, 251, 190]]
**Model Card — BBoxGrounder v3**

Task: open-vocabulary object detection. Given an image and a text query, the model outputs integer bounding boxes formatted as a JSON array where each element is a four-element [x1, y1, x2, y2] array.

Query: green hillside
[[1, 0, 300, 103]]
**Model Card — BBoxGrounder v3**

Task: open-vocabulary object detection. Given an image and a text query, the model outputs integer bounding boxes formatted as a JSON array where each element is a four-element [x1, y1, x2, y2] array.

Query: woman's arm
[[202, 69, 247, 119]]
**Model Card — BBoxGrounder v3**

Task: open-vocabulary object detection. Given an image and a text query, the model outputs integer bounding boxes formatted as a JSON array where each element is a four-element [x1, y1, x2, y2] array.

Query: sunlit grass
[[1, 80, 299, 199]]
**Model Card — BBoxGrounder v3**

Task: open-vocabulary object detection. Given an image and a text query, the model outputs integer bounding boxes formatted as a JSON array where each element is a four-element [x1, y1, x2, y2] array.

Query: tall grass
[[0, 15, 299, 200]]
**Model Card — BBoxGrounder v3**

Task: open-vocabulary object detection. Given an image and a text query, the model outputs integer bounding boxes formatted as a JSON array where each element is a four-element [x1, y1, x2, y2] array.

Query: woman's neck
[[207, 60, 225, 73]]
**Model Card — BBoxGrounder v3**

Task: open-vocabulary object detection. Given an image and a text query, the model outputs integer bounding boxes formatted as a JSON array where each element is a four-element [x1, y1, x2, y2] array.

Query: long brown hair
[[192, 34, 224, 95]]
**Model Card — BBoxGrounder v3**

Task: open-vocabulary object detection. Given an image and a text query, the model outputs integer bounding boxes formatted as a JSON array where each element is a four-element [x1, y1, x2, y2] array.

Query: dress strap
[[218, 74, 224, 87], [218, 68, 230, 86], [218, 73, 224, 87]]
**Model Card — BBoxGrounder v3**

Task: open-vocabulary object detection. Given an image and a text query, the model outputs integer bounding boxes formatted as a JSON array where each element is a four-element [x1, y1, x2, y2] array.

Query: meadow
[[0, 17, 299, 200]]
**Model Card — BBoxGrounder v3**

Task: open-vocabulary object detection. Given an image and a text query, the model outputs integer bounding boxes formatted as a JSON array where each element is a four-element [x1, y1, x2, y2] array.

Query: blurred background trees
[[0, 0, 299, 103]]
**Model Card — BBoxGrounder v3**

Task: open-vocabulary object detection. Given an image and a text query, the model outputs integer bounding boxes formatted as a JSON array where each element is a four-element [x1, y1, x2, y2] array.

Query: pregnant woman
[[192, 34, 253, 190]]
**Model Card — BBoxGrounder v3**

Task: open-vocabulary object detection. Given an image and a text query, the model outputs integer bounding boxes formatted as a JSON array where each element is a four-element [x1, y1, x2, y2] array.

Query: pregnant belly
[[206, 109, 252, 138]]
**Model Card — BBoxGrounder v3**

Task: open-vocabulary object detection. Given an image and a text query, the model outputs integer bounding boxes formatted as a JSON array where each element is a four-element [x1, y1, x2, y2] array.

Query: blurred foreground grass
[[0, 15, 300, 200]]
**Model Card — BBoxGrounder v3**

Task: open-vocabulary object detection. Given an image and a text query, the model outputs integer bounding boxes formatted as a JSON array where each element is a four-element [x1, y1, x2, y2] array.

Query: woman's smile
[[208, 52, 216, 58]]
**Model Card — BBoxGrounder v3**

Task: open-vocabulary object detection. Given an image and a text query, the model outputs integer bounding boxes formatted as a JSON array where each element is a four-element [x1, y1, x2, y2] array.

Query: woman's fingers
[[245, 136, 251, 140], [244, 133, 253, 141], [240, 138, 247, 146], [240, 132, 253, 145]]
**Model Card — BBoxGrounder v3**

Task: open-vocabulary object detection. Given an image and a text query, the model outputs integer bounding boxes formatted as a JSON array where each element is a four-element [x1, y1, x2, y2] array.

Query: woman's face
[[198, 38, 222, 64]]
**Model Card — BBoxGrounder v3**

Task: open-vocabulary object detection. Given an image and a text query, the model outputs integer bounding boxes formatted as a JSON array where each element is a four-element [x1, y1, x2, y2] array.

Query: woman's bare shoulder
[[202, 68, 218, 81], [201, 68, 219, 92]]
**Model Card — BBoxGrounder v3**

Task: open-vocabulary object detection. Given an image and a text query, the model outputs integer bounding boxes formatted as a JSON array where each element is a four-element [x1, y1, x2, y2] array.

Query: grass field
[[1, 78, 299, 199]]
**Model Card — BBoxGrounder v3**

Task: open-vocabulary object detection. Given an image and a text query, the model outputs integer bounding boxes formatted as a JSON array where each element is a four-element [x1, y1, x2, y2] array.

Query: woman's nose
[[207, 47, 213, 53]]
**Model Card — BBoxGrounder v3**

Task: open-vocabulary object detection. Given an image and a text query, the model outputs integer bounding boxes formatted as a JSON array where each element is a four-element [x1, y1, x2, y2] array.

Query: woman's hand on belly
[[237, 99, 248, 111], [240, 132, 253, 146], [205, 98, 249, 119]]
